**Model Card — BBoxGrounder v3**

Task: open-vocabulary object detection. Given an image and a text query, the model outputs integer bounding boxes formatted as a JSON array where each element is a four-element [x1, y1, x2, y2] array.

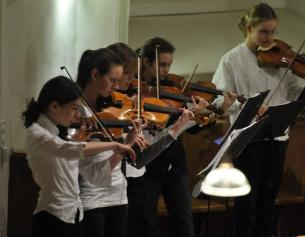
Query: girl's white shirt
[[212, 43, 305, 140], [26, 114, 86, 223], [78, 106, 127, 210]]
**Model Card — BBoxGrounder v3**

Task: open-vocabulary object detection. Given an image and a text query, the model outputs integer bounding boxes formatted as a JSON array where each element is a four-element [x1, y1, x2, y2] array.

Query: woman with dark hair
[[107, 42, 137, 91], [107, 42, 207, 237], [77, 45, 197, 237], [212, 3, 305, 236], [76, 48, 137, 237], [22, 76, 135, 237], [107, 43, 144, 237], [131, 37, 210, 237]]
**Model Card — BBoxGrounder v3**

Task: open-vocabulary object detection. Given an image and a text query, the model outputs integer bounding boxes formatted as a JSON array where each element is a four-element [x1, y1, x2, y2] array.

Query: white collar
[[37, 114, 59, 136]]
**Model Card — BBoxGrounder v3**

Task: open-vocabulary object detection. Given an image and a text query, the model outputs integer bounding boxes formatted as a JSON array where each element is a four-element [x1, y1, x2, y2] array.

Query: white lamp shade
[[201, 165, 251, 197]]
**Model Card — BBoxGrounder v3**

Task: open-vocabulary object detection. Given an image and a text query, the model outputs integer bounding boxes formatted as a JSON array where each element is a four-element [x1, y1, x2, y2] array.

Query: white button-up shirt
[[26, 114, 86, 223], [212, 43, 305, 140], [78, 106, 127, 210]]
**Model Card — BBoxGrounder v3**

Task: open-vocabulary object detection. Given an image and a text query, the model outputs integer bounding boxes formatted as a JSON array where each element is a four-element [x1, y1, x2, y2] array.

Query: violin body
[[258, 39, 305, 79], [67, 127, 109, 142], [129, 79, 184, 115], [102, 104, 168, 130], [111, 91, 133, 108], [166, 74, 219, 103], [185, 81, 218, 103], [101, 90, 170, 130], [166, 73, 185, 87], [77, 111, 133, 140]]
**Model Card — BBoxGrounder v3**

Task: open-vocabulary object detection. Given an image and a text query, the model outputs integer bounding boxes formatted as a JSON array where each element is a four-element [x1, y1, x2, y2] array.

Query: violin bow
[[266, 39, 305, 106], [181, 64, 199, 93], [137, 50, 142, 120], [155, 44, 160, 99]]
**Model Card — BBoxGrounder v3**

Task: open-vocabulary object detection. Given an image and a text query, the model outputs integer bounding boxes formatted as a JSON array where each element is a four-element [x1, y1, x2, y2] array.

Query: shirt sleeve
[[79, 150, 113, 186], [212, 55, 241, 115], [284, 71, 305, 101], [26, 124, 86, 161]]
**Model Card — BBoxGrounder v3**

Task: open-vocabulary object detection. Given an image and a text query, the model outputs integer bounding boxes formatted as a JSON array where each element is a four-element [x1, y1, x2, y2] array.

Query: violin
[[67, 111, 136, 143], [67, 118, 140, 165], [78, 111, 135, 139], [60, 66, 140, 164], [108, 91, 170, 130], [257, 39, 305, 79], [152, 83, 222, 114], [103, 105, 168, 131], [143, 102, 211, 127], [166, 74, 218, 103], [130, 78, 184, 108], [130, 77, 213, 109], [111, 91, 133, 109], [166, 73, 247, 104], [67, 127, 110, 142]]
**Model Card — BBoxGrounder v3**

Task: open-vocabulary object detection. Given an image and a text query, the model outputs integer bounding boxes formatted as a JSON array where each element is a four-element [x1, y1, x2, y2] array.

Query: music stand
[[128, 130, 176, 169], [252, 100, 305, 141], [195, 116, 268, 178], [216, 90, 270, 145]]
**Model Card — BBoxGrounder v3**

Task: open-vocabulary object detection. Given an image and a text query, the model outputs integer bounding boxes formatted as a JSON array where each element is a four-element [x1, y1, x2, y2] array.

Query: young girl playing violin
[[212, 3, 305, 237], [107, 42, 200, 237], [76, 47, 195, 237], [125, 37, 210, 237], [76, 48, 138, 237], [107, 42, 146, 237], [22, 76, 135, 237]]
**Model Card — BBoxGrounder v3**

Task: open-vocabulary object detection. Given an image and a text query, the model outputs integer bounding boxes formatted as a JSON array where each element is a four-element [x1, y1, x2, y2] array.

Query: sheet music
[[197, 117, 267, 176], [192, 129, 241, 197], [252, 99, 305, 141], [193, 117, 268, 198], [197, 125, 247, 176], [215, 90, 269, 145]]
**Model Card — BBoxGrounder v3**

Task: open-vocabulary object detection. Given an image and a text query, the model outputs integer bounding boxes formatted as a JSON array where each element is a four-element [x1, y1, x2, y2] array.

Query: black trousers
[[81, 204, 128, 237], [145, 171, 194, 237], [126, 175, 150, 237], [233, 140, 288, 237], [32, 210, 81, 237]]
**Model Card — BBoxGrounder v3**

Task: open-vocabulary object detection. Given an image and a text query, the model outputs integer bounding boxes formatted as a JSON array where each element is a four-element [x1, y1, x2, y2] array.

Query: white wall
[[0, 0, 129, 236], [287, 0, 305, 17], [130, 0, 286, 16], [0, 0, 129, 149], [0, 1, 8, 236], [128, 6, 305, 80]]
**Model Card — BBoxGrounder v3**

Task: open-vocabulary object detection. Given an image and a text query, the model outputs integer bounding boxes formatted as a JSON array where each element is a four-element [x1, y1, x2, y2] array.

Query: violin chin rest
[[257, 41, 277, 52]]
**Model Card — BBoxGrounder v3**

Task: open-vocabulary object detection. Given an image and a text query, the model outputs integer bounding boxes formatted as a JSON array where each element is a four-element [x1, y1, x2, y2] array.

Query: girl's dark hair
[[76, 48, 122, 90], [107, 42, 137, 72], [22, 76, 82, 128], [142, 37, 175, 64], [238, 3, 278, 36]]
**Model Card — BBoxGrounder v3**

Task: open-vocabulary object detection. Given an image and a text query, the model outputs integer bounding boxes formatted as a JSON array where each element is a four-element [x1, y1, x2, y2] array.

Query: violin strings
[[266, 39, 305, 106], [82, 100, 114, 141]]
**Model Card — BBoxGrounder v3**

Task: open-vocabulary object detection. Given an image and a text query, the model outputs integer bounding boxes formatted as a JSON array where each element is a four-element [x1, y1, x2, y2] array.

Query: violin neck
[[159, 90, 192, 103], [101, 120, 133, 128], [143, 103, 180, 115], [189, 83, 223, 96]]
